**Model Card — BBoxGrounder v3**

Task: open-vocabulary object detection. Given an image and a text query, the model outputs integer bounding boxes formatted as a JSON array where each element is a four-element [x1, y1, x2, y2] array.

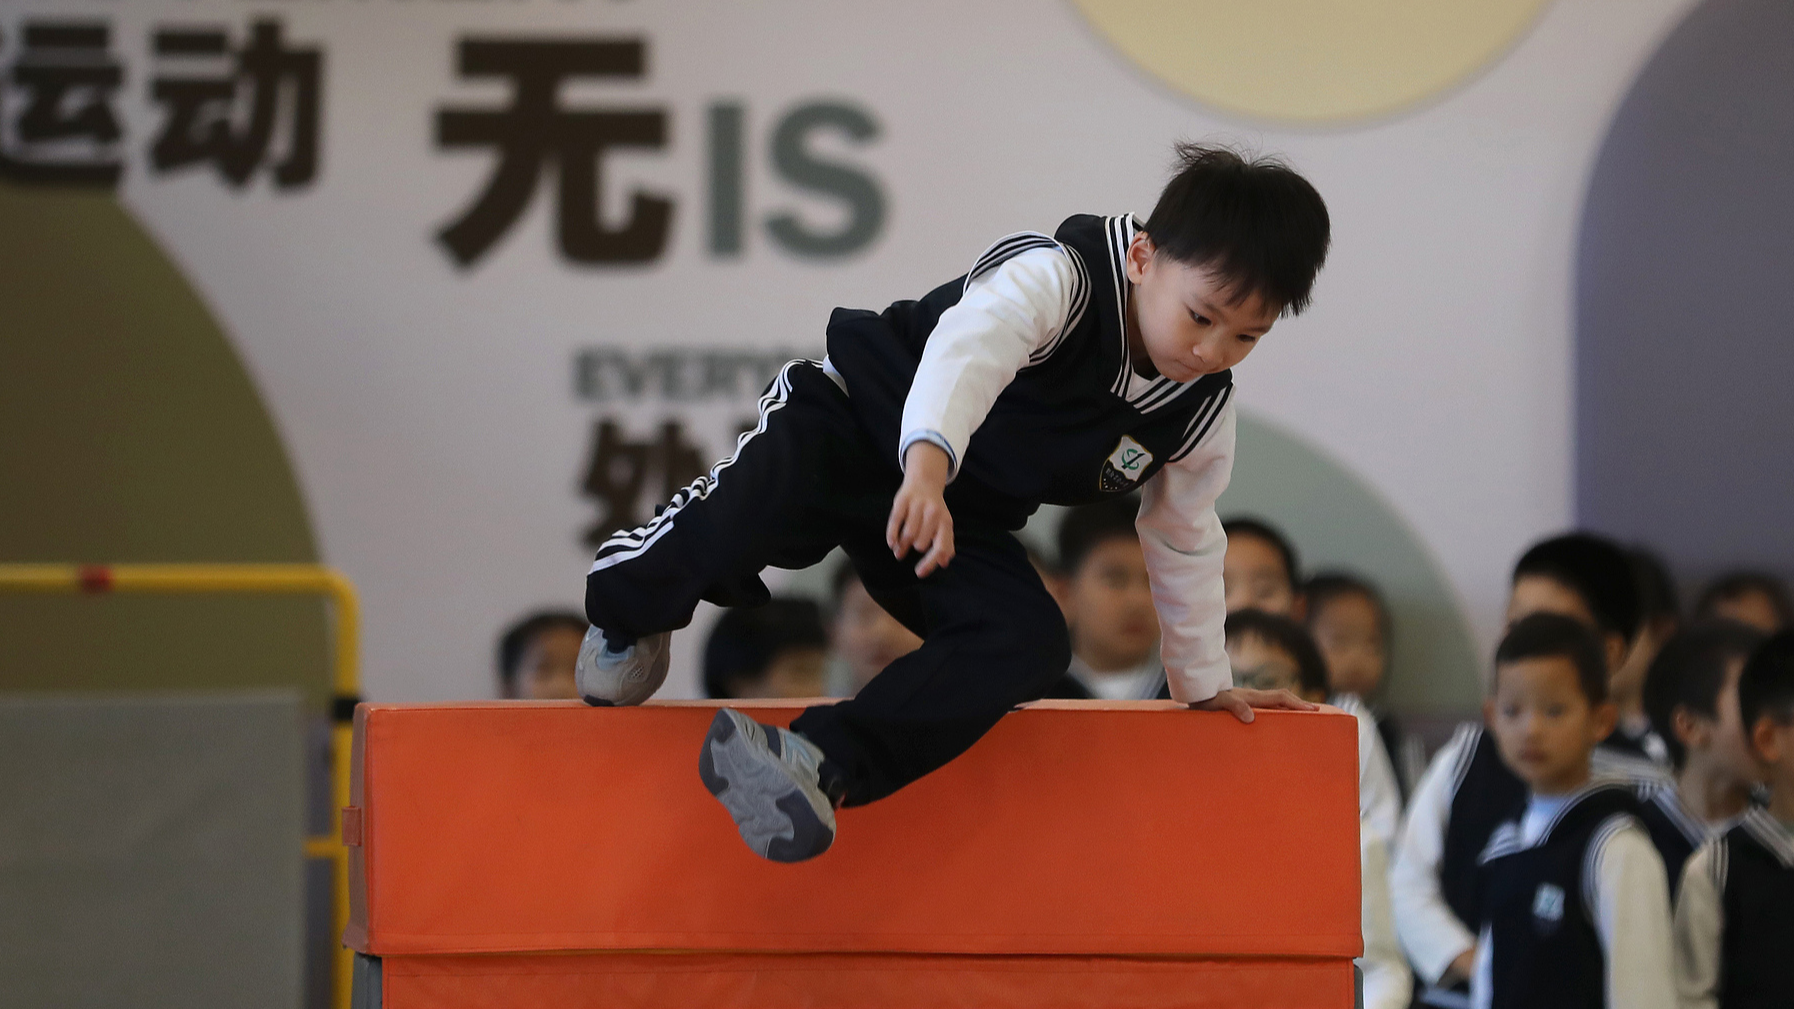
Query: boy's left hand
[[1189, 688, 1318, 723], [888, 441, 956, 578]]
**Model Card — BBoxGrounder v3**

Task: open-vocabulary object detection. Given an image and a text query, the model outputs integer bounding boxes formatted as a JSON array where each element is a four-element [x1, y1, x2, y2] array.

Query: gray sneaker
[[576, 626, 670, 706], [697, 709, 837, 862]]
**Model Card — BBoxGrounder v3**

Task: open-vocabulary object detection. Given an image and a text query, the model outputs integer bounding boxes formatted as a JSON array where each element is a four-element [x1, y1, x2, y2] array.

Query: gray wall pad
[[0, 692, 303, 1009]]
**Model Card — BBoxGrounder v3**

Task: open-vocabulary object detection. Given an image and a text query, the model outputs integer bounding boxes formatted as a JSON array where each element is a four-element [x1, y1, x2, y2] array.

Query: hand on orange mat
[[1188, 687, 1317, 723]]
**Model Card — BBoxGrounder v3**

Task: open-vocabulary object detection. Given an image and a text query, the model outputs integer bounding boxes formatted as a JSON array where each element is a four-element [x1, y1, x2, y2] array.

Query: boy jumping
[[578, 144, 1330, 862]]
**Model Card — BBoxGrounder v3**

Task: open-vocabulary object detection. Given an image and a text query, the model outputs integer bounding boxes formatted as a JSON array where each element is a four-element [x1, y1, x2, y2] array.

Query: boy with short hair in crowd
[[1393, 531, 1668, 1008], [703, 598, 830, 700], [1306, 571, 1421, 802], [1694, 571, 1793, 635], [1224, 608, 1411, 1009], [1509, 533, 1668, 764], [1674, 631, 1794, 1009], [1469, 613, 1673, 1009], [1637, 621, 1766, 894], [497, 609, 587, 700], [1224, 608, 1328, 700], [1612, 548, 1683, 740], [578, 145, 1327, 861], [1305, 572, 1388, 700], [1222, 516, 1301, 616], [1044, 495, 1170, 701]]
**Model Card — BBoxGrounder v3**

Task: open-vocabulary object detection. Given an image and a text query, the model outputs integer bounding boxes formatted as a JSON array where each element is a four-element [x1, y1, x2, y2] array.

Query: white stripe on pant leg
[[588, 360, 811, 574]]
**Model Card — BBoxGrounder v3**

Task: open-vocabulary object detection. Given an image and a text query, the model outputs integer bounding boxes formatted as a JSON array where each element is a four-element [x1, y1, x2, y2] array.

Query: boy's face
[[1065, 535, 1159, 672], [1506, 574, 1628, 676], [1486, 655, 1617, 795], [832, 577, 921, 693], [1227, 632, 1322, 700], [1712, 589, 1785, 634], [1679, 657, 1762, 785], [1311, 591, 1386, 697], [1507, 574, 1596, 628], [1124, 232, 1278, 383], [514, 625, 583, 700], [732, 646, 828, 699], [1749, 711, 1794, 793], [1224, 532, 1296, 616]]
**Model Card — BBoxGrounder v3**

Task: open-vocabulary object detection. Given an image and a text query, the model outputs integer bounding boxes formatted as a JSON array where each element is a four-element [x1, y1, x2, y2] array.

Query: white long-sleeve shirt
[[1673, 810, 1794, 1009], [1334, 692, 1404, 847], [894, 244, 1235, 703], [1362, 829, 1416, 1009], [1674, 839, 1725, 1009], [1392, 728, 1486, 987], [1469, 791, 1676, 1009]]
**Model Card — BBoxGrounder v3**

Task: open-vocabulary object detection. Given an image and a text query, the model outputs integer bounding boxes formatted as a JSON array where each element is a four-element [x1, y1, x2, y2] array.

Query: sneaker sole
[[698, 710, 834, 863]]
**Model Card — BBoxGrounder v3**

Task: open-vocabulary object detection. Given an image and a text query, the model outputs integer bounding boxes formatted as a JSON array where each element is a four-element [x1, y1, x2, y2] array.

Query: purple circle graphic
[[1577, 0, 1794, 583]]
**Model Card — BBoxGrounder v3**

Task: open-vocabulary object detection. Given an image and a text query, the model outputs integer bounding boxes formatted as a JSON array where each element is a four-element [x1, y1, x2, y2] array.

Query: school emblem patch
[[1531, 882, 1565, 936], [1099, 435, 1153, 492]]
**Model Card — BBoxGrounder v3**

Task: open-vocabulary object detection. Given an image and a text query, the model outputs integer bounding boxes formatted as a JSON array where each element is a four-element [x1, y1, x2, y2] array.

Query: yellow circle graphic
[[1069, 0, 1554, 123]]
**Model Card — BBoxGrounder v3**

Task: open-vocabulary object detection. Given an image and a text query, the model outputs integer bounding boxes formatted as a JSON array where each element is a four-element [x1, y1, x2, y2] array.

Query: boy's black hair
[[1695, 570, 1794, 629], [1143, 144, 1331, 316], [1739, 630, 1794, 740], [1303, 571, 1391, 638], [1057, 495, 1141, 576], [1225, 608, 1328, 697], [1511, 532, 1641, 642], [497, 609, 588, 690], [703, 598, 828, 700], [1642, 620, 1767, 770], [1493, 613, 1610, 706], [1222, 516, 1299, 587], [1630, 547, 1681, 628]]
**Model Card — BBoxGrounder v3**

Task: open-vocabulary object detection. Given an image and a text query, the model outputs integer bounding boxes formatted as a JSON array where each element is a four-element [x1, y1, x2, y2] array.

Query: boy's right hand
[[888, 442, 955, 578], [1189, 687, 1318, 722]]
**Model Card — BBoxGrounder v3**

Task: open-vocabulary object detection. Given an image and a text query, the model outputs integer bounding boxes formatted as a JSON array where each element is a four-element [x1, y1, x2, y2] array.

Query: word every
[[573, 346, 820, 403]]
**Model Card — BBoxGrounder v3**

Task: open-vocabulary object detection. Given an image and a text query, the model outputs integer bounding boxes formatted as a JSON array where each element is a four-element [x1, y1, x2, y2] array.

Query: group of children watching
[[496, 510, 1793, 1009], [1390, 533, 1793, 1009]]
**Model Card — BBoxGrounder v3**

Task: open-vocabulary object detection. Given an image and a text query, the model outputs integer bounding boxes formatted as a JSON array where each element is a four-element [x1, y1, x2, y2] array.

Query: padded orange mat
[[347, 700, 1361, 1006]]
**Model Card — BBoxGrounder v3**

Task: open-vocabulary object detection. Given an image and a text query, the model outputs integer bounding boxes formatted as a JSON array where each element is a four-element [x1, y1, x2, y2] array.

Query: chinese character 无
[[437, 38, 671, 267], [581, 419, 709, 546], [150, 19, 321, 189], [0, 22, 124, 186]]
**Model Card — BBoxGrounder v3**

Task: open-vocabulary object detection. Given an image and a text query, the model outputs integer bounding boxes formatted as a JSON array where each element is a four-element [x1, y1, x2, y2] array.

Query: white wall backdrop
[[7, 0, 1699, 701]]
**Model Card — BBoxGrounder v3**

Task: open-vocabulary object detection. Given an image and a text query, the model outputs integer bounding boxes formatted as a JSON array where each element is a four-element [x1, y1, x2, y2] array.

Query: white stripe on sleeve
[[898, 245, 1078, 477]]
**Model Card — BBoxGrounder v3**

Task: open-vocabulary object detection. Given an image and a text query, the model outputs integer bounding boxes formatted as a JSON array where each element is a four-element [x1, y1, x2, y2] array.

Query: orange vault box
[[344, 699, 1362, 1008]]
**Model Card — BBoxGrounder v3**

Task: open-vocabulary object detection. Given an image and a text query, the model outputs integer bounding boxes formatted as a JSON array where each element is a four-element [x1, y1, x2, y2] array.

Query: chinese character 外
[[581, 419, 709, 546]]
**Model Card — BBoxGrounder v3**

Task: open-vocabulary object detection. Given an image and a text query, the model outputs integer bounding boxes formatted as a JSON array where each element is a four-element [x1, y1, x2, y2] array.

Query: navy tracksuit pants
[[584, 360, 1071, 806]]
